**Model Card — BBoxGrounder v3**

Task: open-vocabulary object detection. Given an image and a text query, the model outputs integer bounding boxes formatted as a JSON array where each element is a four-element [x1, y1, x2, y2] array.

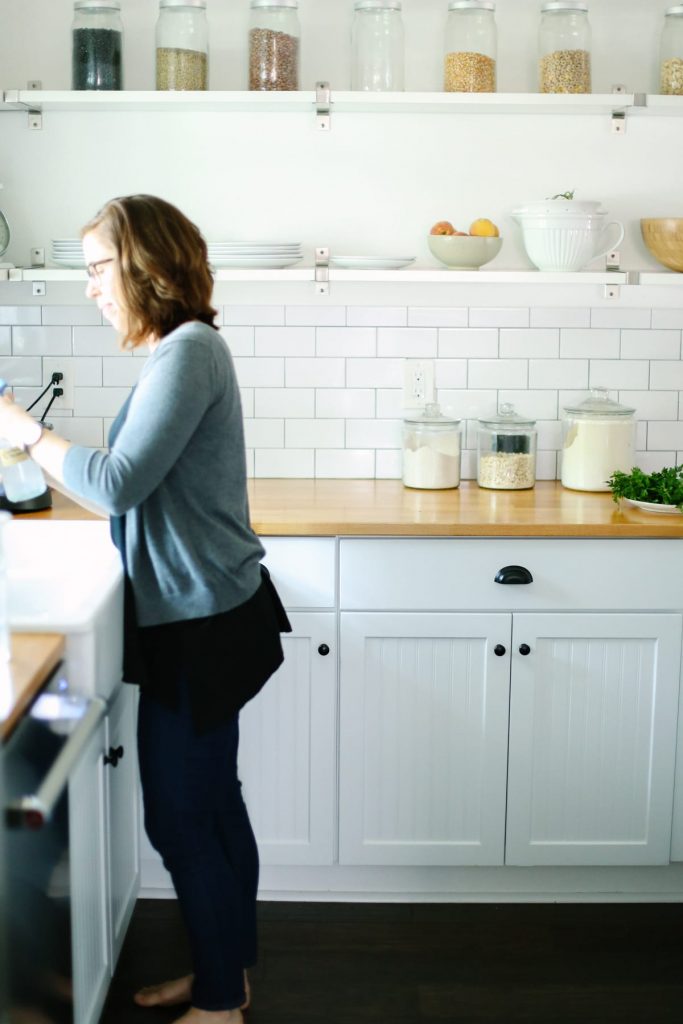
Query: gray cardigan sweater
[[63, 321, 264, 627]]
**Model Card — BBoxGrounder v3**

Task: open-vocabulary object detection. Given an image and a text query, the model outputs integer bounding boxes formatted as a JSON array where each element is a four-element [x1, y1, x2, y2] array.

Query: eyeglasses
[[86, 257, 115, 283]]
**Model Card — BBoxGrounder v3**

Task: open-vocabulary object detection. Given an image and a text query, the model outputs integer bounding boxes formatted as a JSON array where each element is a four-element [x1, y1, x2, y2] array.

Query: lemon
[[469, 218, 499, 237]]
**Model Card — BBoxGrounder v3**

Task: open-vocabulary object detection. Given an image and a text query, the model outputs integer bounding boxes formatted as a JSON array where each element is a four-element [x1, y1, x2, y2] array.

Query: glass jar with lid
[[402, 403, 462, 490], [444, 0, 497, 94], [72, 0, 123, 91], [156, 0, 208, 91], [539, 1, 591, 94], [477, 404, 537, 490], [352, 1, 404, 92], [660, 6, 683, 95], [561, 388, 635, 492], [249, 0, 300, 91]]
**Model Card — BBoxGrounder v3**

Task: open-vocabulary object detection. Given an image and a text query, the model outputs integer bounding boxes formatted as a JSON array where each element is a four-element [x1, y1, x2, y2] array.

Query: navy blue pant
[[137, 683, 259, 1012]]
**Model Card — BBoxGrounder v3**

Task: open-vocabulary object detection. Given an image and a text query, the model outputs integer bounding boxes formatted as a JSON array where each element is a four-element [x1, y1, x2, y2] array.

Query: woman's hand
[[0, 393, 42, 448]]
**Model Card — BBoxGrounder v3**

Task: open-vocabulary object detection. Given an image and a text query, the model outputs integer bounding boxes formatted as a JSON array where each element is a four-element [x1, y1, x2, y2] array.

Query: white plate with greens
[[622, 497, 683, 515]]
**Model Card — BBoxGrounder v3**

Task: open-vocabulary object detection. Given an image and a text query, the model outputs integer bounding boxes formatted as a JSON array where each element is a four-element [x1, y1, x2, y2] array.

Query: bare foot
[[134, 974, 193, 1007], [172, 1009, 243, 1024]]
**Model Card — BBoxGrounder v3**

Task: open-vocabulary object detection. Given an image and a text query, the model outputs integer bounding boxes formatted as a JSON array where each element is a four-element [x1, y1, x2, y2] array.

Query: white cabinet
[[69, 683, 140, 1024]]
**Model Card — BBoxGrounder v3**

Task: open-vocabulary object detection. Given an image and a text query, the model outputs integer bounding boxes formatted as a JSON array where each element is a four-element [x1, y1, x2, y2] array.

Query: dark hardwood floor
[[101, 899, 683, 1023]]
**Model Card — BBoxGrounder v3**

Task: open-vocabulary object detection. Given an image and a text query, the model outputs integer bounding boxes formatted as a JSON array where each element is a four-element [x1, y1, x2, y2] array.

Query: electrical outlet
[[403, 359, 435, 409], [42, 359, 73, 409]]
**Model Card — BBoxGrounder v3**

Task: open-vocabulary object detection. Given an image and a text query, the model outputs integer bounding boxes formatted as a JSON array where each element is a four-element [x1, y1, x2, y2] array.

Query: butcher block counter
[[1, 633, 65, 741], [24, 480, 683, 538]]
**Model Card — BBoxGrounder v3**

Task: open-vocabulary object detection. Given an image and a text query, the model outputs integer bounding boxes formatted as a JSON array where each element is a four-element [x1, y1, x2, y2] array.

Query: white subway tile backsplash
[[536, 451, 558, 480], [285, 419, 344, 448], [348, 306, 406, 327], [315, 449, 375, 478], [536, 420, 563, 450], [223, 305, 284, 326], [316, 389, 375, 418], [530, 307, 590, 328], [652, 309, 683, 329], [620, 329, 681, 360], [469, 307, 529, 328], [469, 359, 528, 389], [256, 327, 315, 357], [0, 356, 42, 386], [286, 357, 344, 387], [408, 307, 468, 327], [437, 389, 497, 419], [375, 449, 402, 478], [621, 390, 678, 420], [52, 417, 104, 446], [243, 419, 284, 448], [73, 325, 120, 356], [498, 390, 558, 418], [12, 326, 72, 356], [316, 327, 376, 357], [74, 386, 131, 417], [220, 327, 254, 357], [0, 327, 9, 355], [590, 307, 651, 328], [233, 357, 284, 387], [285, 305, 346, 326], [240, 388, 254, 418], [346, 419, 402, 449], [529, 360, 587, 389], [377, 327, 437, 358], [648, 422, 683, 449], [589, 360, 649, 390], [559, 328, 619, 359], [651, 362, 683, 390], [102, 357, 145, 387], [255, 449, 314, 477], [636, 451, 676, 472], [346, 358, 403, 388], [42, 305, 100, 326], [255, 388, 314, 418], [434, 359, 467, 389], [376, 389, 403, 418], [438, 328, 498, 359], [500, 329, 559, 359], [0, 307, 40, 326]]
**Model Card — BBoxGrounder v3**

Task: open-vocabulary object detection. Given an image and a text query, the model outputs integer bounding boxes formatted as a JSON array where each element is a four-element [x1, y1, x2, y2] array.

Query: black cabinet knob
[[494, 565, 533, 585], [519, 644, 531, 656], [318, 644, 330, 656], [104, 744, 124, 767], [494, 644, 506, 657]]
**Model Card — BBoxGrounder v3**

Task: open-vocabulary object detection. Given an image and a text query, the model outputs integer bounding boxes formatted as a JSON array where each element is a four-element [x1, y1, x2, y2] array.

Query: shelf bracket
[[26, 79, 42, 129], [32, 281, 46, 297], [315, 81, 331, 131], [315, 246, 330, 295], [604, 283, 620, 300], [31, 247, 45, 268], [605, 250, 621, 272]]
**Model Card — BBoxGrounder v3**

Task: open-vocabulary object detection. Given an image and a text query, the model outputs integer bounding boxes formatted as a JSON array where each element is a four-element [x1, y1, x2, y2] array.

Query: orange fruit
[[469, 218, 499, 237]]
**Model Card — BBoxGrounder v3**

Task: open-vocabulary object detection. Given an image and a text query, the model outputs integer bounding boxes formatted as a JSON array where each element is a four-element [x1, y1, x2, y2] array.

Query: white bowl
[[512, 211, 624, 272], [514, 199, 604, 216], [427, 234, 503, 270]]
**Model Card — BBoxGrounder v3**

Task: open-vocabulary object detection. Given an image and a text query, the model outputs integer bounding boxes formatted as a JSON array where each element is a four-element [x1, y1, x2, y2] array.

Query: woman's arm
[[0, 395, 71, 482]]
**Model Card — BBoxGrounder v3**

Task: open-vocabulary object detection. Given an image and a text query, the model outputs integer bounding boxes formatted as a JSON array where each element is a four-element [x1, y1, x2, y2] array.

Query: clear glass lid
[[478, 402, 536, 430], [404, 402, 461, 426], [562, 387, 635, 418]]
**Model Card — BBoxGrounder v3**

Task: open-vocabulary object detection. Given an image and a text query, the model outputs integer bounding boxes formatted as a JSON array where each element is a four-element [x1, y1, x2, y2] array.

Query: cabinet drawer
[[340, 538, 682, 611], [260, 537, 336, 609]]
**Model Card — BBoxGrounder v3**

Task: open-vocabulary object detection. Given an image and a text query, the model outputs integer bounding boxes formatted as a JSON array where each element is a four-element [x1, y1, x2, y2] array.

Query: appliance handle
[[6, 697, 106, 830]]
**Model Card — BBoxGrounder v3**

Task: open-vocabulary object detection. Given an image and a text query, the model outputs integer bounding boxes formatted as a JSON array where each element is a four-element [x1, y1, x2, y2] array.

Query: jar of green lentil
[[156, 0, 209, 91], [539, 1, 591, 94], [444, 0, 497, 93]]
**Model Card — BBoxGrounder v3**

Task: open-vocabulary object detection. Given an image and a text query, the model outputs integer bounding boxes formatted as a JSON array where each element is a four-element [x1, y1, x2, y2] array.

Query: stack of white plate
[[51, 239, 85, 268], [207, 241, 303, 269]]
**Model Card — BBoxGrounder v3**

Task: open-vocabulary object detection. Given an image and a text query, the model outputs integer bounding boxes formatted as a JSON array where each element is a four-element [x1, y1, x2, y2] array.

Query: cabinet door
[[506, 613, 682, 866], [339, 612, 511, 866], [106, 684, 140, 968], [238, 612, 337, 865], [69, 718, 110, 1024]]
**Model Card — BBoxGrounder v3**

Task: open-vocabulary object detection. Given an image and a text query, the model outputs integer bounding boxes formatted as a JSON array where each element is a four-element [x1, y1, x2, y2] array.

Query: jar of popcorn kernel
[[444, 0, 497, 93], [660, 6, 683, 95]]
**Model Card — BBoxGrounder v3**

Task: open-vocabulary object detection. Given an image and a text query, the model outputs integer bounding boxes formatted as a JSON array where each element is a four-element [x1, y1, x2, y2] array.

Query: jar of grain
[[72, 0, 123, 91], [539, 1, 591, 94], [477, 404, 537, 490], [561, 388, 635, 492], [660, 6, 683, 95], [402, 404, 462, 490], [156, 0, 209, 91], [444, 0, 497, 94], [352, 0, 405, 92], [249, 0, 300, 91]]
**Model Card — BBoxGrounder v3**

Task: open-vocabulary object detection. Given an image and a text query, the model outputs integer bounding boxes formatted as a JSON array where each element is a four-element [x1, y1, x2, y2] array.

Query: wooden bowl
[[640, 218, 683, 272]]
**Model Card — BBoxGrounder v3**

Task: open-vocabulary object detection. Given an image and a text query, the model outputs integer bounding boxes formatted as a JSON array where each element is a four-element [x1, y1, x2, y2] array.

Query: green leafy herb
[[607, 465, 683, 510], [549, 190, 575, 200]]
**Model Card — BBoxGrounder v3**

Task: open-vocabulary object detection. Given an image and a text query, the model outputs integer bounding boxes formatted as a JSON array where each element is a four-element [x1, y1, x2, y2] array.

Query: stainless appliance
[[2, 664, 104, 1023]]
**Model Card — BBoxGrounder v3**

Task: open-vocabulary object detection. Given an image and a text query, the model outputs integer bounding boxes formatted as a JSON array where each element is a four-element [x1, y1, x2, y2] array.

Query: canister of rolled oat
[[538, 1, 591, 95], [660, 6, 683, 96], [443, 0, 497, 94]]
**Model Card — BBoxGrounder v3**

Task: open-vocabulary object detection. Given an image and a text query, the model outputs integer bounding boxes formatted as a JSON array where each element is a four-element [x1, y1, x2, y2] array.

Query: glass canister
[[249, 0, 300, 91], [402, 403, 462, 490], [539, 1, 591, 94], [477, 404, 537, 490], [660, 5, 683, 95], [72, 0, 123, 91], [444, 0, 497, 94], [561, 388, 635, 492], [0, 511, 9, 663], [352, 0, 405, 92], [156, 0, 209, 91]]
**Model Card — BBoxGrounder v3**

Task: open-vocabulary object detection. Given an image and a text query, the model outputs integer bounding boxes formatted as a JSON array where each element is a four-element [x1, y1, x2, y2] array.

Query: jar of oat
[[352, 0, 405, 92], [477, 404, 537, 491], [72, 0, 123, 91], [539, 1, 591, 94], [660, 6, 683, 95], [249, 0, 300, 91], [156, 0, 208, 91], [444, 0, 497, 94], [402, 404, 462, 490]]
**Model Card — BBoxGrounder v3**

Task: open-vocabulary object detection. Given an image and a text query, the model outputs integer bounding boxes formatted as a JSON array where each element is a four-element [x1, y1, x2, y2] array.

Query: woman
[[0, 194, 291, 1024]]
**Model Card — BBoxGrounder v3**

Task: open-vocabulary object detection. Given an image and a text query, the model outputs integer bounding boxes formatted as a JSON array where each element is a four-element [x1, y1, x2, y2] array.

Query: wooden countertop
[[1, 633, 66, 742], [21, 480, 683, 537]]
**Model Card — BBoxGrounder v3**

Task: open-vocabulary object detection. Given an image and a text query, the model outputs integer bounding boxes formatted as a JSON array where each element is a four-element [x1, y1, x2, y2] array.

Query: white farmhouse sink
[[6, 520, 124, 698]]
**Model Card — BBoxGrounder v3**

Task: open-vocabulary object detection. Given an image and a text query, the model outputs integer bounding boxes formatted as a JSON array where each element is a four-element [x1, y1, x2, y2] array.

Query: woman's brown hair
[[81, 194, 218, 349]]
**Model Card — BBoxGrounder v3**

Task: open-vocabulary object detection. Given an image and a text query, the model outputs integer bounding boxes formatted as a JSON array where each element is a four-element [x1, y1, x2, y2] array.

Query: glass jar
[[249, 0, 300, 91], [444, 0, 497, 94], [477, 404, 537, 490], [156, 0, 208, 91], [352, 0, 404, 92], [561, 388, 635, 492], [539, 1, 591, 94], [0, 511, 10, 663], [660, 5, 683, 95], [72, 0, 123, 91], [402, 403, 462, 490]]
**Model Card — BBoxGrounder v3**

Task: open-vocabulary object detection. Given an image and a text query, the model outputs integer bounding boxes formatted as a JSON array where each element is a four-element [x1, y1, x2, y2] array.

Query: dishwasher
[[2, 662, 105, 1024]]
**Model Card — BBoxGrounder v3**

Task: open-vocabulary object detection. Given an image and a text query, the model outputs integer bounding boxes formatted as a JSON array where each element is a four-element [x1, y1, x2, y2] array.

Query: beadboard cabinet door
[[338, 611, 512, 867], [238, 611, 337, 866], [505, 613, 682, 867]]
